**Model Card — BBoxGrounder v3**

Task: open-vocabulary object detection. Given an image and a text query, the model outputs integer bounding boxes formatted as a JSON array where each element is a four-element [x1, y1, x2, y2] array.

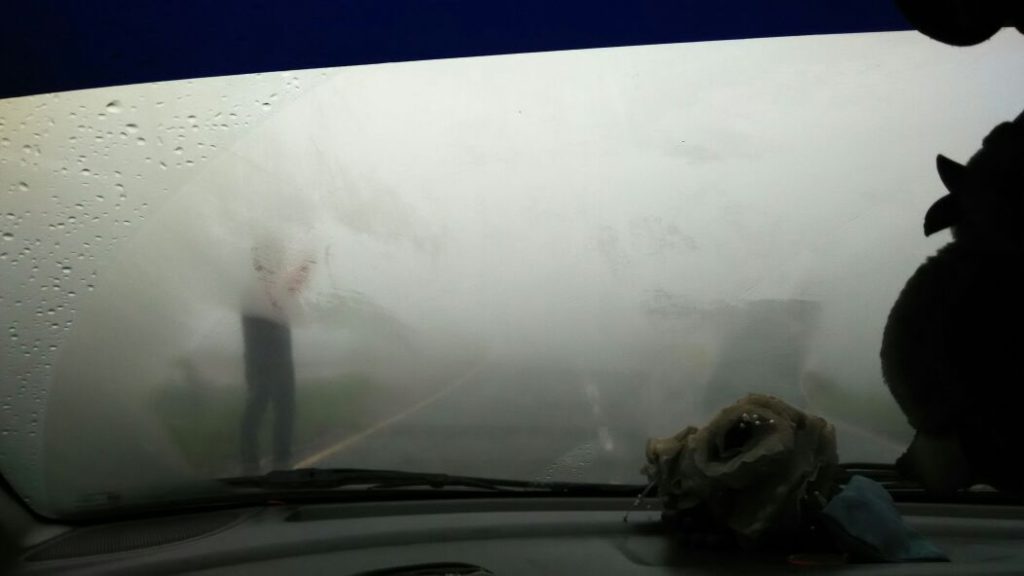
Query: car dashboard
[[7, 497, 1024, 575]]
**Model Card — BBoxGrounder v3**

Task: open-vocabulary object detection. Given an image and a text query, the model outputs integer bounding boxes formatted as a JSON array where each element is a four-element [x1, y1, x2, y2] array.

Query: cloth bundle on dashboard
[[643, 394, 947, 562], [821, 475, 948, 562]]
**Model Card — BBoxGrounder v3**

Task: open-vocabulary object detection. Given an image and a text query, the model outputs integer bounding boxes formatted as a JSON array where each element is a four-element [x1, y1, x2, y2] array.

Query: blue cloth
[[821, 475, 949, 562]]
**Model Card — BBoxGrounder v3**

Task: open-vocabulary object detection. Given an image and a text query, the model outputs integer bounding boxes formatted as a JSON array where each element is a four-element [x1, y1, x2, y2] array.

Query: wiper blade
[[220, 467, 645, 495], [839, 462, 916, 489], [840, 462, 1024, 504]]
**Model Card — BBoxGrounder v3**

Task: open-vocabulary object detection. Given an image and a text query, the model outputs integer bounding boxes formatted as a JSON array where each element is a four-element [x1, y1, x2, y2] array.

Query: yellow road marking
[[293, 361, 488, 468]]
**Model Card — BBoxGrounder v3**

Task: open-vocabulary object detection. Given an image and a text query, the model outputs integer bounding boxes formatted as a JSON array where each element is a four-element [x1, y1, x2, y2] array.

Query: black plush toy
[[895, 0, 1024, 46], [881, 112, 1024, 495]]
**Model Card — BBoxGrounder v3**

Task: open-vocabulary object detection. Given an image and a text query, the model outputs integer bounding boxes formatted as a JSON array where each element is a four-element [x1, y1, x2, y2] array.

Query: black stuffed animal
[[895, 0, 1024, 46], [881, 112, 1024, 495]]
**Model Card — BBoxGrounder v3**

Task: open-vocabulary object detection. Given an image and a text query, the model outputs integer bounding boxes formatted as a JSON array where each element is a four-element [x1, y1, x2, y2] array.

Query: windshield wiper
[[220, 467, 646, 495], [840, 462, 1024, 504], [839, 462, 915, 489]]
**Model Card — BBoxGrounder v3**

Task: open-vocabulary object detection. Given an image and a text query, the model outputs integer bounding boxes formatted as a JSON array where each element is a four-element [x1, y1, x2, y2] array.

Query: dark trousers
[[240, 315, 295, 474]]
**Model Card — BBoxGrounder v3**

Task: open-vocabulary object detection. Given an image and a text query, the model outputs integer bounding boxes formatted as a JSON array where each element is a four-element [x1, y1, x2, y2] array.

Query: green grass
[[152, 374, 373, 475]]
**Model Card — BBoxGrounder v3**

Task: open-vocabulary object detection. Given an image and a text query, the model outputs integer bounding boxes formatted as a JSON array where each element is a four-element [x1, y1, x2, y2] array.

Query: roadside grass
[[152, 374, 374, 475]]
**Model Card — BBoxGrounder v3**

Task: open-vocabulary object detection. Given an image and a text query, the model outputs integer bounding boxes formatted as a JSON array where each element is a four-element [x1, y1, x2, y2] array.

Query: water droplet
[[136, 137, 146, 146], [105, 100, 122, 114], [173, 146, 183, 155], [80, 168, 91, 176], [261, 102, 271, 111], [2, 233, 13, 241], [125, 123, 139, 134], [17, 182, 28, 192]]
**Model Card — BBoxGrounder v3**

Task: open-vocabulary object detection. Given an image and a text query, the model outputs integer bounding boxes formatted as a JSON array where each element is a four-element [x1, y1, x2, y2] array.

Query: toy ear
[[925, 155, 967, 236], [924, 194, 957, 236], [936, 154, 968, 196]]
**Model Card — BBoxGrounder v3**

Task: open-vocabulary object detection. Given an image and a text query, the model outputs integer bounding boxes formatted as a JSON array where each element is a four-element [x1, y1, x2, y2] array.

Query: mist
[[3, 30, 1024, 514]]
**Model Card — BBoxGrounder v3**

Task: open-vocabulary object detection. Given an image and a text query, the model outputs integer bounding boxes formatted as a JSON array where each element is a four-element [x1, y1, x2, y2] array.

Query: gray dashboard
[[7, 498, 1024, 575]]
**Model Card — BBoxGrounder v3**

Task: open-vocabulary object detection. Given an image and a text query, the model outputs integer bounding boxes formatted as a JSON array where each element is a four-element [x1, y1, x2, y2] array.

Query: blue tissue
[[821, 475, 949, 562]]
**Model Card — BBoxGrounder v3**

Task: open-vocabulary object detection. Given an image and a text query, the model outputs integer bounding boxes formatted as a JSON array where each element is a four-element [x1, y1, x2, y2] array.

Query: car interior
[[2, 1, 1024, 574]]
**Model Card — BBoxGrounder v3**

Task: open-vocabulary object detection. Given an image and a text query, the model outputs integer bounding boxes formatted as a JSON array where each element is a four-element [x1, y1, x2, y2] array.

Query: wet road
[[298, 352, 910, 481], [306, 361, 653, 484], [283, 299, 910, 480]]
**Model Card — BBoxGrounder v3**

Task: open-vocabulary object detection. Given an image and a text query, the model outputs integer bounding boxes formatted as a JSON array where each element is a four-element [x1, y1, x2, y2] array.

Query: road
[[298, 361, 653, 485], [290, 349, 910, 481]]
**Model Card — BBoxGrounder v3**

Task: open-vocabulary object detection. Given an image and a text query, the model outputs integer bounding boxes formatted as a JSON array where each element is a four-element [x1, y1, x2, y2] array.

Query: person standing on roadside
[[240, 240, 316, 475]]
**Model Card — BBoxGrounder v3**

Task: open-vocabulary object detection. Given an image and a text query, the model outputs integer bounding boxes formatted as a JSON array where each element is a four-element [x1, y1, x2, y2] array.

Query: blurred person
[[241, 240, 316, 475]]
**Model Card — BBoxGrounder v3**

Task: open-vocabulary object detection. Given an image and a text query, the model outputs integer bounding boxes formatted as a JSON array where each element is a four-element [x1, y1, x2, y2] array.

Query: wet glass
[[2, 30, 1024, 517]]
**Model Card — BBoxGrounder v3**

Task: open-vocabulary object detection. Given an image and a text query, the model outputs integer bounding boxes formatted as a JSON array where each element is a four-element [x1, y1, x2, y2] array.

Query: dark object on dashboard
[[643, 394, 839, 550], [881, 111, 1024, 496], [642, 396, 951, 562], [895, 0, 1024, 46], [821, 475, 948, 562]]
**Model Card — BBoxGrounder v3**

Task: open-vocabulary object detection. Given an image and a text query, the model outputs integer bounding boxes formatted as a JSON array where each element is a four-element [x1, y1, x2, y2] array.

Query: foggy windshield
[[2, 30, 1024, 517]]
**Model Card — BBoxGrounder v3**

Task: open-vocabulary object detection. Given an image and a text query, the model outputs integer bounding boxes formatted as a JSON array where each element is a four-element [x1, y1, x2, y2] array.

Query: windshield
[[2, 30, 1024, 518]]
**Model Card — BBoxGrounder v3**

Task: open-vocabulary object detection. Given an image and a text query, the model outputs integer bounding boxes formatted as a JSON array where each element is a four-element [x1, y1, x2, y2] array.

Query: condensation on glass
[[2, 30, 1024, 516]]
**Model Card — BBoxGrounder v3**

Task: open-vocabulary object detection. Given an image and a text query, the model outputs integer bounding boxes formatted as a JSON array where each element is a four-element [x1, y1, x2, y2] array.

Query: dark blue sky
[[2, 0, 911, 99]]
